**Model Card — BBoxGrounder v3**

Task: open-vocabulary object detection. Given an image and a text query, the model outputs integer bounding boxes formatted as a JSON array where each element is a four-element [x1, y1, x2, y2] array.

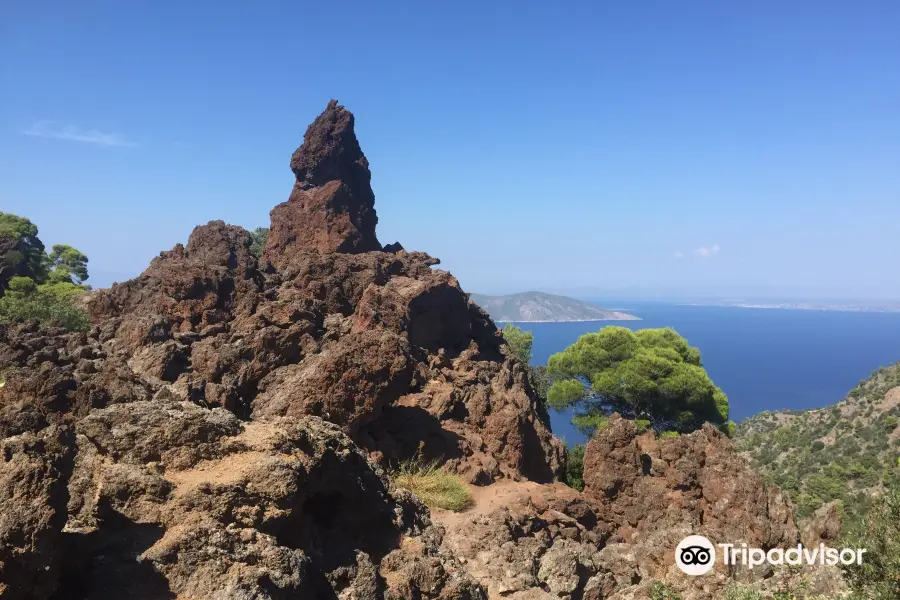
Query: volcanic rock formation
[[80, 99, 564, 485], [0, 101, 562, 598], [0, 101, 817, 600], [433, 416, 812, 600], [263, 99, 382, 265]]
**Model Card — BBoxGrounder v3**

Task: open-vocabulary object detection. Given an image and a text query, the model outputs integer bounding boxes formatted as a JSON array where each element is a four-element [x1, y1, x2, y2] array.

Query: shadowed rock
[[0, 425, 75, 600]]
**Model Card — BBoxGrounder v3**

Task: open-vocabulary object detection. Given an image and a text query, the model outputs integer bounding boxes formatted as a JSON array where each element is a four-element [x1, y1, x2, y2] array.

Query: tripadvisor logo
[[676, 535, 716, 575], [675, 535, 867, 576]]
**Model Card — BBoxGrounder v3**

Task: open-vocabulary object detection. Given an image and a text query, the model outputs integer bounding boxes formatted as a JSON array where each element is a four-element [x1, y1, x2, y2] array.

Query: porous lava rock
[[581, 416, 801, 598], [431, 417, 810, 600], [76, 101, 564, 483], [437, 482, 612, 600], [0, 424, 74, 600], [60, 392, 483, 599], [263, 99, 382, 264]]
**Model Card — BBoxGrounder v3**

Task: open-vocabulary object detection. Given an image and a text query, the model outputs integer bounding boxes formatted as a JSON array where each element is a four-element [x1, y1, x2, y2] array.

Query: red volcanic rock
[[252, 329, 415, 434], [73, 103, 561, 481], [88, 220, 263, 335], [352, 273, 475, 353], [582, 415, 800, 594], [263, 100, 381, 265], [427, 417, 808, 600]]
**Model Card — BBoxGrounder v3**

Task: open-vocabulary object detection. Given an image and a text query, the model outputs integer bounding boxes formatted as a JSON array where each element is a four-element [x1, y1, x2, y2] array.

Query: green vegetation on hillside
[[0, 212, 90, 331], [735, 364, 900, 526], [841, 487, 900, 600], [546, 326, 730, 435]]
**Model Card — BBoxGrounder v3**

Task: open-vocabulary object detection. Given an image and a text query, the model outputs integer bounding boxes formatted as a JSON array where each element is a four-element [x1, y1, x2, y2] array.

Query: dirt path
[[430, 479, 548, 530]]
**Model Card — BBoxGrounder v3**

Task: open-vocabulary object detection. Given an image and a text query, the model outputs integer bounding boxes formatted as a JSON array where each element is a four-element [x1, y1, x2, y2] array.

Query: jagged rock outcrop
[[0, 322, 151, 439], [263, 99, 381, 265], [79, 216, 562, 483], [581, 416, 800, 597], [0, 101, 563, 598], [437, 482, 612, 600], [0, 101, 817, 599], [800, 501, 842, 548], [77, 103, 563, 484], [430, 417, 808, 600]]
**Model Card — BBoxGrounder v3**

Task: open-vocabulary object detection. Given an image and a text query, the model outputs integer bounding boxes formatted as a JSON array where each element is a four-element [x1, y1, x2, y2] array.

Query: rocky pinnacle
[[263, 100, 381, 265]]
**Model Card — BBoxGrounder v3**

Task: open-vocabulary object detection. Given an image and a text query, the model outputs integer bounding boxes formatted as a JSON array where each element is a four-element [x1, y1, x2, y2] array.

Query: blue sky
[[2, 1, 899, 299]]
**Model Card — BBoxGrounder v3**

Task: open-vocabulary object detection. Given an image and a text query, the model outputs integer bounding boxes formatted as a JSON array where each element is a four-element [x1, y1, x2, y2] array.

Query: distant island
[[470, 291, 640, 322]]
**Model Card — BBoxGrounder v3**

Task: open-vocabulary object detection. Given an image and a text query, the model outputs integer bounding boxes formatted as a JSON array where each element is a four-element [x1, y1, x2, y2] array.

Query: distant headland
[[470, 291, 640, 322]]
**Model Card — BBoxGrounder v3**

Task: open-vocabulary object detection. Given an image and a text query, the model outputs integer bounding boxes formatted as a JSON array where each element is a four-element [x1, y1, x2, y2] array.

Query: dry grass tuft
[[392, 459, 473, 512]]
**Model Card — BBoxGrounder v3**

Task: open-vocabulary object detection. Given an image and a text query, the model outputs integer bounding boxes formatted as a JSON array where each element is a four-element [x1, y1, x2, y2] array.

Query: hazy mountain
[[470, 291, 639, 322]]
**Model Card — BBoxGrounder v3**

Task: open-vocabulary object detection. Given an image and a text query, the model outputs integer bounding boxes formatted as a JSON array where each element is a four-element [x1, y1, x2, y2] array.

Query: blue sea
[[512, 303, 900, 446]]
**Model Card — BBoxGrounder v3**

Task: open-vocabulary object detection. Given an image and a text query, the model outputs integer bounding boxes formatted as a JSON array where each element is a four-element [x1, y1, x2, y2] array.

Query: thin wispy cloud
[[673, 245, 720, 260], [693, 244, 721, 258], [23, 121, 137, 148]]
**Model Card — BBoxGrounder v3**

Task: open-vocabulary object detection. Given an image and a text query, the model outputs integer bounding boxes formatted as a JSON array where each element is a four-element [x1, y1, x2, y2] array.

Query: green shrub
[[723, 583, 764, 600], [392, 459, 473, 512], [649, 582, 681, 600], [565, 444, 585, 491], [659, 430, 680, 440], [719, 420, 737, 437], [635, 419, 651, 434], [805, 474, 845, 502], [249, 227, 268, 258], [840, 488, 900, 599], [0, 277, 89, 331], [571, 413, 610, 436], [794, 492, 824, 517], [811, 440, 825, 452]]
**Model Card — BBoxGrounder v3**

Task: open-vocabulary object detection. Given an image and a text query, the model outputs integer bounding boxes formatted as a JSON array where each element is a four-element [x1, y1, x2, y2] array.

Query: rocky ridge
[[1, 101, 825, 599], [736, 363, 900, 525]]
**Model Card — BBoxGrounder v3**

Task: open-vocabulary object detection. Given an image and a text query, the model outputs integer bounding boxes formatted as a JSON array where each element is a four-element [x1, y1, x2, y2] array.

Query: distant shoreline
[[497, 316, 642, 323], [678, 302, 900, 314]]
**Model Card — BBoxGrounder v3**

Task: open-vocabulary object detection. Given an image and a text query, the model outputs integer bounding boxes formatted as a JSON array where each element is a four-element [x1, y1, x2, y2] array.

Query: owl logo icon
[[675, 535, 716, 575]]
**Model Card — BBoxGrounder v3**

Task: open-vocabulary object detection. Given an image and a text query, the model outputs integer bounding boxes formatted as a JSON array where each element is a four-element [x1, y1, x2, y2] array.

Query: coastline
[[678, 302, 900, 314], [496, 315, 642, 323]]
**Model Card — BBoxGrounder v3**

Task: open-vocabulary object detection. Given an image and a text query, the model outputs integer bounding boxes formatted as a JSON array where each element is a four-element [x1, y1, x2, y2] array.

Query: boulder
[[0, 425, 75, 600]]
